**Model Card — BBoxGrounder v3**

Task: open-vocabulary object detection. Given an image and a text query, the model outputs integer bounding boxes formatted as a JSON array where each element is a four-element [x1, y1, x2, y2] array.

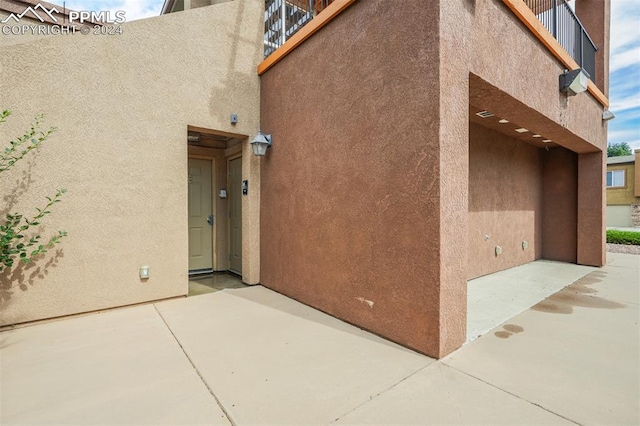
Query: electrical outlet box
[[139, 265, 150, 280], [230, 113, 238, 124], [522, 241, 528, 250], [495, 246, 502, 256]]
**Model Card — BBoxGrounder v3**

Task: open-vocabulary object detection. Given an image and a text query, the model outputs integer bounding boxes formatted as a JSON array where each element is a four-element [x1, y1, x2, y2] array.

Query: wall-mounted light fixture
[[250, 131, 272, 156], [559, 68, 589, 96], [602, 109, 616, 121]]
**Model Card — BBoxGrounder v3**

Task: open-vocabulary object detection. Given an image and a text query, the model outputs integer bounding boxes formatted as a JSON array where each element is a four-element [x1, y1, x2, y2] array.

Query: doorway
[[188, 158, 214, 273], [228, 157, 243, 274]]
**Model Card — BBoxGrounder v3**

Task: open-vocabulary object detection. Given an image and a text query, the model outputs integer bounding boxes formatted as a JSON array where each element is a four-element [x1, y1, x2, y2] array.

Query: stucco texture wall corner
[[436, 0, 472, 357], [0, 0, 263, 326], [241, 144, 261, 284], [260, 0, 447, 357]]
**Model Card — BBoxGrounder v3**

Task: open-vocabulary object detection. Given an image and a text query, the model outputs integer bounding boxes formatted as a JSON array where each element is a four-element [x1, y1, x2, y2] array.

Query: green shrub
[[0, 110, 67, 271], [606, 230, 640, 245]]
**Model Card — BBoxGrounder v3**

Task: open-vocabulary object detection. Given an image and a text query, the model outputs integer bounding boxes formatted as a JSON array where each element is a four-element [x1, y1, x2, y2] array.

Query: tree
[[0, 110, 67, 271], [607, 142, 632, 157]]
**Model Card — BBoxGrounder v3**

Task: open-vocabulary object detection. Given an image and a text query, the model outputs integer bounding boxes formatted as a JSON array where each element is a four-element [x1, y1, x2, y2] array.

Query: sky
[[63, 0, 640, 149], [63, 0, 164, 22], [608, 0, 640, 150]]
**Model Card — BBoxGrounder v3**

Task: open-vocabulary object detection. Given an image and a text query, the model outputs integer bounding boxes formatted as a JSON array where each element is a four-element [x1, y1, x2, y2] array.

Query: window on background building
[[606, 170, 625, 188]]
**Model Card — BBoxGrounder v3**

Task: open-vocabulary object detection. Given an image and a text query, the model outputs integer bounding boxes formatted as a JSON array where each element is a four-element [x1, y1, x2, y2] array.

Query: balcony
[[264, 0, 334, 57], [523, 0, 597, 80]]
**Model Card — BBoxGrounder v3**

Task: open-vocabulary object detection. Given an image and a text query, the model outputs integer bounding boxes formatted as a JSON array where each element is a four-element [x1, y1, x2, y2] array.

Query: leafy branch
[[0, 110, 57, 172], [0, 110, 67, 272]]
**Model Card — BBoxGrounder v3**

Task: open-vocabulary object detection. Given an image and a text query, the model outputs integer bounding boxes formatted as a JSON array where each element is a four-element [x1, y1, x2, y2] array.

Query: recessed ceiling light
[[532, 134, 542, 138], [498, 119, 509, 124], [476, 111, 494, 118], [515, 128, 529, 133], [542, 139, 552, 143]]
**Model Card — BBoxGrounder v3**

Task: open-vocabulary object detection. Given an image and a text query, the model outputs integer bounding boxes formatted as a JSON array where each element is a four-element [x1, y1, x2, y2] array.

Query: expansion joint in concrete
[[328, 363, 432, 424], [442, 364, 581, 425], [153, 305, 237, 426]]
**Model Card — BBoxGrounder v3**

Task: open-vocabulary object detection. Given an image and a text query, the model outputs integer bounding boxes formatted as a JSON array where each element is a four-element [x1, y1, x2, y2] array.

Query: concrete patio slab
[[335, 362, 573, 425], [154, 286, 433, 425], [447, 253, 640, 426], [1, 255, 637, 425], [587, 253, 639, 305], [467, 260, 595, 342], [0, 305, 229, 425]]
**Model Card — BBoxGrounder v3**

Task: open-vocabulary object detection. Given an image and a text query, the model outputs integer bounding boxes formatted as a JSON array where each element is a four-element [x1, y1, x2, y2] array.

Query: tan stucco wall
[[0, 0, 263, 326], [468, 123, 543, 279], [607, 163, 638, 205]]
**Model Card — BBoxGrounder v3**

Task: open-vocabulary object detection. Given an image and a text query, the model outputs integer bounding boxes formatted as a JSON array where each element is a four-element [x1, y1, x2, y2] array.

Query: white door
[[188, 158, 213, 271]]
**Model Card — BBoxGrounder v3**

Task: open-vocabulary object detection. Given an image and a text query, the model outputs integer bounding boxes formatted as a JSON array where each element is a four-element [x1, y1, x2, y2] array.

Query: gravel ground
[[607, 243, 640, 255]]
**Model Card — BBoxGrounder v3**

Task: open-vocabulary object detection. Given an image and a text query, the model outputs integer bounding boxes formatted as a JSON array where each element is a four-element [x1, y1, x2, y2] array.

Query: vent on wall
[[475, 110, 494, 118]]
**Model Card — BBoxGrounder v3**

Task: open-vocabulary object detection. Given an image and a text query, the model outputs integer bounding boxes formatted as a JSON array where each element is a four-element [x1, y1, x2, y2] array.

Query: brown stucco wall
[[465, 0, 608, 154], [461, 0, 607, 267], [438, 0, 471, 357], [468, 123, 543, 279], [577, 151, 606, 266], [260, 0, 608, 357], [0, 0, 263, 326], [541, 147, 578, 263], [260, 0, 448, 357]]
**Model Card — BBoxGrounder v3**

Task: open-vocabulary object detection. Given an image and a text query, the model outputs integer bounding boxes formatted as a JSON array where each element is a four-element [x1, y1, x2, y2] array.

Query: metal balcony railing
[[523, 0, 597, 80], [264, 0, 334, 57]]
